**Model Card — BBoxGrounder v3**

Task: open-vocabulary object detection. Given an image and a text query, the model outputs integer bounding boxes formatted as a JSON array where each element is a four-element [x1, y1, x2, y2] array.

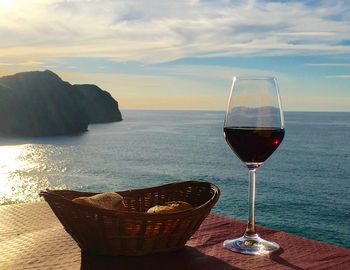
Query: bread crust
[[72, 192, 127, 211], [147, 201, 193, 214]]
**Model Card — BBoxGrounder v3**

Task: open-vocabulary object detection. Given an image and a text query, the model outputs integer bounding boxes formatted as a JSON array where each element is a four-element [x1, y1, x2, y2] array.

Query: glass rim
[[233, 76, 277, 80]]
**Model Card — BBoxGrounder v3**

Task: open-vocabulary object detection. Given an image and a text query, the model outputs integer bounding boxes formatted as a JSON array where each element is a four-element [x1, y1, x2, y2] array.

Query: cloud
[[306, 63, 350, 67], [151, 64, 289, 82], [326, 75, 350, 78], [0, 0, 350, 63], [19, 61, 44, 66], [0, 60, 44, 66]]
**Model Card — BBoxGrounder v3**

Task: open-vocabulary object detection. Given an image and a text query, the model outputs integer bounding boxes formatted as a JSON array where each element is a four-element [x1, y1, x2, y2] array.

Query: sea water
[[0, 110, 349, 248]]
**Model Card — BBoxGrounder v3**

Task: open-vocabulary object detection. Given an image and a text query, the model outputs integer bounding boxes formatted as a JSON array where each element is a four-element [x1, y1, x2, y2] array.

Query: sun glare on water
[[0, 144, 65, 204]]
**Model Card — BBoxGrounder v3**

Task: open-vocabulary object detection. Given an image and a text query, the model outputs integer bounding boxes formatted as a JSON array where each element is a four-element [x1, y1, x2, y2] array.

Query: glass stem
[[245, 169, 257, 236]]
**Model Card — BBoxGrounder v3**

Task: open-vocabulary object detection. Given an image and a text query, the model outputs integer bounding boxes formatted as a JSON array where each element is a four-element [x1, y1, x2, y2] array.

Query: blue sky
[[0, 0, 349, 111]]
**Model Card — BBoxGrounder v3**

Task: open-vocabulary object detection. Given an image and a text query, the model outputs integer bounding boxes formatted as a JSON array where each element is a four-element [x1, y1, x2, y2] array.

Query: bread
[[147, 201, 193, 214], [72, 192, 127, 211]]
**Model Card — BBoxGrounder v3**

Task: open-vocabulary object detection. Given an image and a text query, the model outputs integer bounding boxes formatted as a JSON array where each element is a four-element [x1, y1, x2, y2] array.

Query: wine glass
[[223, 76, 285, 255]]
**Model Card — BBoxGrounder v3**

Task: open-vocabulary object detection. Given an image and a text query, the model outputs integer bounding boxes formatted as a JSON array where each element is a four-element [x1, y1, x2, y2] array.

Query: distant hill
[[0, 70, 122, 137], [74, 84, 122, 124]]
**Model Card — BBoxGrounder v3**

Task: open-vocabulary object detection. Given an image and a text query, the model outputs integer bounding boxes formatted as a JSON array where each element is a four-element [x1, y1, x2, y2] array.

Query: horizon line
[[119, 108, 350, 113]]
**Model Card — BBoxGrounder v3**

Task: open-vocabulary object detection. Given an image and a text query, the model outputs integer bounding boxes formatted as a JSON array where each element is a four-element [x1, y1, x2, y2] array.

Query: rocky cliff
[[0, 70, 122, 137]]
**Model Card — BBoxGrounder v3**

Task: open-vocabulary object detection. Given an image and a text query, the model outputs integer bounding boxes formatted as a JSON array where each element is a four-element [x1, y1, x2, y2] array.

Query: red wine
[[224, 127, 284, 163]]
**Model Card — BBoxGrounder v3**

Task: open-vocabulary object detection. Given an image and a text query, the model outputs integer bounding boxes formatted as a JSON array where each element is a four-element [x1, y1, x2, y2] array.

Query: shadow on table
[[81, 246, 239, 270], [269, 248, 304, 270]]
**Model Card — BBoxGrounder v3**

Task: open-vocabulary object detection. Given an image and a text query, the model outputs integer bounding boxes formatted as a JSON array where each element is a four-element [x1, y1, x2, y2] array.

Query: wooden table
[[0, 202, 349, 270]]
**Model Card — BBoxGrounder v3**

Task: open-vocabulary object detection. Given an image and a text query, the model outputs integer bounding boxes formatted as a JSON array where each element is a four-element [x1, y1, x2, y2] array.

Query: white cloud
[[0, 60, 44, 66], [150, 64, 289, 82], [19, 61, 44, 66], [306, 63, 350, 67], [0, 0, 350, 63], [326, 75, 350, 78]]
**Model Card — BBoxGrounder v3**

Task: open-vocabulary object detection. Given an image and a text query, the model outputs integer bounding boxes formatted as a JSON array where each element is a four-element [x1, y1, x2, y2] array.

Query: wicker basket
[[40, 180, 220, 256]]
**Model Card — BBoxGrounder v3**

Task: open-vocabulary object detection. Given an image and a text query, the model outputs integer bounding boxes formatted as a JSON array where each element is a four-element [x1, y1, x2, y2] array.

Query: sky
[[0, 0, 349, 111]]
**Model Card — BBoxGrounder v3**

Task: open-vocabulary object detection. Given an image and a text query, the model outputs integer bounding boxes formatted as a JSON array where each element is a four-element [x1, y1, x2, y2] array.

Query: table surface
[[0, 202, 349, 270]]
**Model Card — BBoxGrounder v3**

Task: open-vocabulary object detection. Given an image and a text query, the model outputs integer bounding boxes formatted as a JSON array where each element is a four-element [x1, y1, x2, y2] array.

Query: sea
[[0, 110, 349, 249]]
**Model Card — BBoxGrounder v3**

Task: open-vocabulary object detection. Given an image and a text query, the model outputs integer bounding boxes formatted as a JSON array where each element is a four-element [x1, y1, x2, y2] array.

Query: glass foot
[[223, 234, 280, 255]]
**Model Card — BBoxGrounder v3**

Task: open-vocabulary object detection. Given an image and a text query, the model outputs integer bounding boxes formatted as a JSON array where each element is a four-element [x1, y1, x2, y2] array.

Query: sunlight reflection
[[0, 144, 65, 204]]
